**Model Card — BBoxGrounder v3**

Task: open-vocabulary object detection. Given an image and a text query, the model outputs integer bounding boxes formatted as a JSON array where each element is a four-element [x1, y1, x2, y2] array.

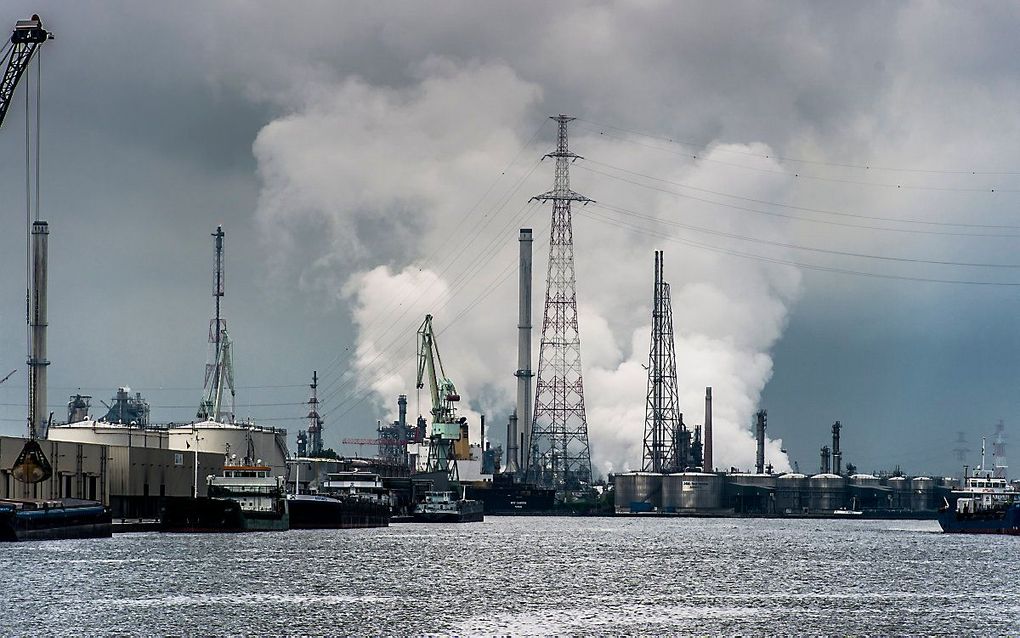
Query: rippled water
[[4, 517, 1018, 636]]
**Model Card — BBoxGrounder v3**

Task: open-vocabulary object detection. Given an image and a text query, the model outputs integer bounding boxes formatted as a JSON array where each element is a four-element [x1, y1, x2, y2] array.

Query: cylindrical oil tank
[[676, 472, 723, 510], [886, 476, 910, 510], [726, 473, 778, 514], [911, 476, 935, 512], [809, 473, 847, 512], [614, 472, 638, 513], [661, 473, 684, 511], [848, 473, 882, 510], [776, 473, 808, 513], [850, 473, 880, 486], [613, 471, 662, 513]]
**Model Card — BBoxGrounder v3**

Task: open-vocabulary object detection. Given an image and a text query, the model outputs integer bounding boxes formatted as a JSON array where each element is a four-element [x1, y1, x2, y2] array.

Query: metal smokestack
[[755, 409, 766, 474], [29, 221, 49, 439], [398, 394, 407, 429], [831, 421, 842, 475], [704, 387, 713, 472], [513, 228, 534, 474]]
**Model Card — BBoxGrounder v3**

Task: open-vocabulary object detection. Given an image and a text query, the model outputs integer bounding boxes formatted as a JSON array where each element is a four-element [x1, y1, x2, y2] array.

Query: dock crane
[[0, 15, 51, 128], [3, 16, 53, 486], [416, 314, 464, 485]]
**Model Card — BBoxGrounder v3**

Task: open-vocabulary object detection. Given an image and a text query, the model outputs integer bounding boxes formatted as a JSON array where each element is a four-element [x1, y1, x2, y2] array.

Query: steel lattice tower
[[643, 251, 682, 473], [528, 115, 594, 492]]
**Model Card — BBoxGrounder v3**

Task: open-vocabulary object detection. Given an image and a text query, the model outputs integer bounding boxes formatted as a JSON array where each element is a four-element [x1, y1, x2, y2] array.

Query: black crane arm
[[0, 15, 50, 129]]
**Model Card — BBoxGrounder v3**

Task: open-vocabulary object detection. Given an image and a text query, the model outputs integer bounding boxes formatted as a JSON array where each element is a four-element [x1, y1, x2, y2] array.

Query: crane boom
[[0, 15, 51, 129], [414, 314, 463, 483]]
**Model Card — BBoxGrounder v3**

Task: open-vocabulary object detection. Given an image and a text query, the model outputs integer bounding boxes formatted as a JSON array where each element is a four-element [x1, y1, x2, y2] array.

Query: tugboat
[[413, 490, 485, 523], [160, 462, 289, 532], [938, 471, 1019, 535], [287, 470, 391, 529]]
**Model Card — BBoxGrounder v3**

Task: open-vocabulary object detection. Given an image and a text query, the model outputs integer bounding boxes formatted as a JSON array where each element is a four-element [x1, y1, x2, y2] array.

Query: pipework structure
[[831, 421, 842, 476], [642, 250, 682, 473], [755, 410, 767, 474], [528, 115, 594, 493]]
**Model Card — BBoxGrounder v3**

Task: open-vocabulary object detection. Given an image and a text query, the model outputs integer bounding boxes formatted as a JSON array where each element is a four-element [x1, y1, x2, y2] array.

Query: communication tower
[[197, 225, 235, 422]]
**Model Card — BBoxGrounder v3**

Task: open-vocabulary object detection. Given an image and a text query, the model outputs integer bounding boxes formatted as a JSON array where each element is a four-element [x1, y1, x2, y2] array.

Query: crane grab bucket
[[11, 439, 52, 483]]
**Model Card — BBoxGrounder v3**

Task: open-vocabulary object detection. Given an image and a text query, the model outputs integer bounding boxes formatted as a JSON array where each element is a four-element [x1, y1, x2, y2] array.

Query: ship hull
[[288, 495, 389, 529], [938, 506, 1020, 535], [412, 500, 484, 523], [159, 496, 289, 533], [465, 483, 556, 515], [0, 500, 112, 542]]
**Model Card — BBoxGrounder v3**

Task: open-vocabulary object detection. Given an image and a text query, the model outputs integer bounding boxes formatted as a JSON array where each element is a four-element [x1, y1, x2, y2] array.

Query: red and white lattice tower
[[528, 115, 594, 492]]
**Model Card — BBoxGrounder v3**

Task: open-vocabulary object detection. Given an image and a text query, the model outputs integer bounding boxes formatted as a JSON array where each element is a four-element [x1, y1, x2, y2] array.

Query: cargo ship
[[0, 498, 112, 542], [465, 474, 556, 514], [288, 470, 390, 529], [937, 472, 1019, 535], [160, 463, 289, 532], [413, 490, 484, 523]]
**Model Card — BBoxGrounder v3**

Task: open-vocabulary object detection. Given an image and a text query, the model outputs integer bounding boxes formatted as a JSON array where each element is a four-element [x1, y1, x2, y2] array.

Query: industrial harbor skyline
[[0, 2, 1018, 479]]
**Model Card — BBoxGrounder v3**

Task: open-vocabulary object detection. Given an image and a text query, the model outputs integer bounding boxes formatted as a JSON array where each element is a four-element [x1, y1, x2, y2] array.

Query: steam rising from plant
[[254, 60, 800, 474]]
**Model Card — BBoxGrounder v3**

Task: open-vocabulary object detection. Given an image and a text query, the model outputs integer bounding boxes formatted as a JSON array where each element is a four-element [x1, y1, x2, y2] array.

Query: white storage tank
[[886, 476, 910, 510], [614, 472, 638, 513], [674, 472, 723, 510], [809, 473, 847, 512], [910, 476, 935, 512], [776, 472, 808, 513], [613, 471, 661, 513]]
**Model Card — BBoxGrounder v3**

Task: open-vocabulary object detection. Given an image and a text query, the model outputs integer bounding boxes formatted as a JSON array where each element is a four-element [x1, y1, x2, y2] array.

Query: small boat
[[834, 497, 863, 516], [0, 498, 111, 542], [160, 463, 289, 532], [412, 490, 484, 523], [833, 507, 863, 516], [938, 472, 1020, 535]]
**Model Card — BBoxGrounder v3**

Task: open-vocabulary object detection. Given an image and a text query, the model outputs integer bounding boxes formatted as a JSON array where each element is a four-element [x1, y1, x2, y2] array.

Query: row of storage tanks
[[614, 471, 953, 514]]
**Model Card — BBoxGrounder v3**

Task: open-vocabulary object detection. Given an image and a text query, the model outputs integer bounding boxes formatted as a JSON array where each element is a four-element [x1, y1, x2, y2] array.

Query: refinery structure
[[0, 14, 1007, 527]]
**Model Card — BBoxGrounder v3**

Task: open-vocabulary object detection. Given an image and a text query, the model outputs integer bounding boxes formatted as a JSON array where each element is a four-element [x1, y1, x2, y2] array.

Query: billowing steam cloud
[[254, 58, 799, 475]]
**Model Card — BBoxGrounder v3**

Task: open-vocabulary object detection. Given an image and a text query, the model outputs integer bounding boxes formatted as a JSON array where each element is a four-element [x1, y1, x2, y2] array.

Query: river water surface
[[4, 517, 1018, 636]]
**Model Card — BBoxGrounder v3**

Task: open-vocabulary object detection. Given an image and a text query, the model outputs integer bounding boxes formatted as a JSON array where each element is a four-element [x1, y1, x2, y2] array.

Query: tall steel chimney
[[398, 394, 407, 429], [755, 409, 767, 474], [513, 228, 534, 474], [28, 220, 49, 439], [703, 387, 713, 472], [831, 421, 842, 475]]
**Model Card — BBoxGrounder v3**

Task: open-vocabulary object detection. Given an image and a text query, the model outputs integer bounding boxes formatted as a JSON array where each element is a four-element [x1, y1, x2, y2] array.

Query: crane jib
[[0, 15, 51, 130]]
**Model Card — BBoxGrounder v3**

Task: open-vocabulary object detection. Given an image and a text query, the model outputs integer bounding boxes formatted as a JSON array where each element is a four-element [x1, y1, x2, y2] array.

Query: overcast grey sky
[[1, 1, 1018, 476]]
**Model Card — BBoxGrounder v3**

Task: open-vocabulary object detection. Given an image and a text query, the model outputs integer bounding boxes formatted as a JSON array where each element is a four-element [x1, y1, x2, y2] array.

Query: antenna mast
[[198, 225, 234, 422]]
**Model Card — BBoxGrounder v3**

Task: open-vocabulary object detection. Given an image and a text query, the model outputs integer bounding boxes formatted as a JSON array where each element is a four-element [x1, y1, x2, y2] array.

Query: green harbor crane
[[416, 314, 464, 485]]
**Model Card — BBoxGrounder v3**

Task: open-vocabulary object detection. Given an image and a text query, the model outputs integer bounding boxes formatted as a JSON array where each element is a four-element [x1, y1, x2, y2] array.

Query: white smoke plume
[[254, 58, 800, 475]]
